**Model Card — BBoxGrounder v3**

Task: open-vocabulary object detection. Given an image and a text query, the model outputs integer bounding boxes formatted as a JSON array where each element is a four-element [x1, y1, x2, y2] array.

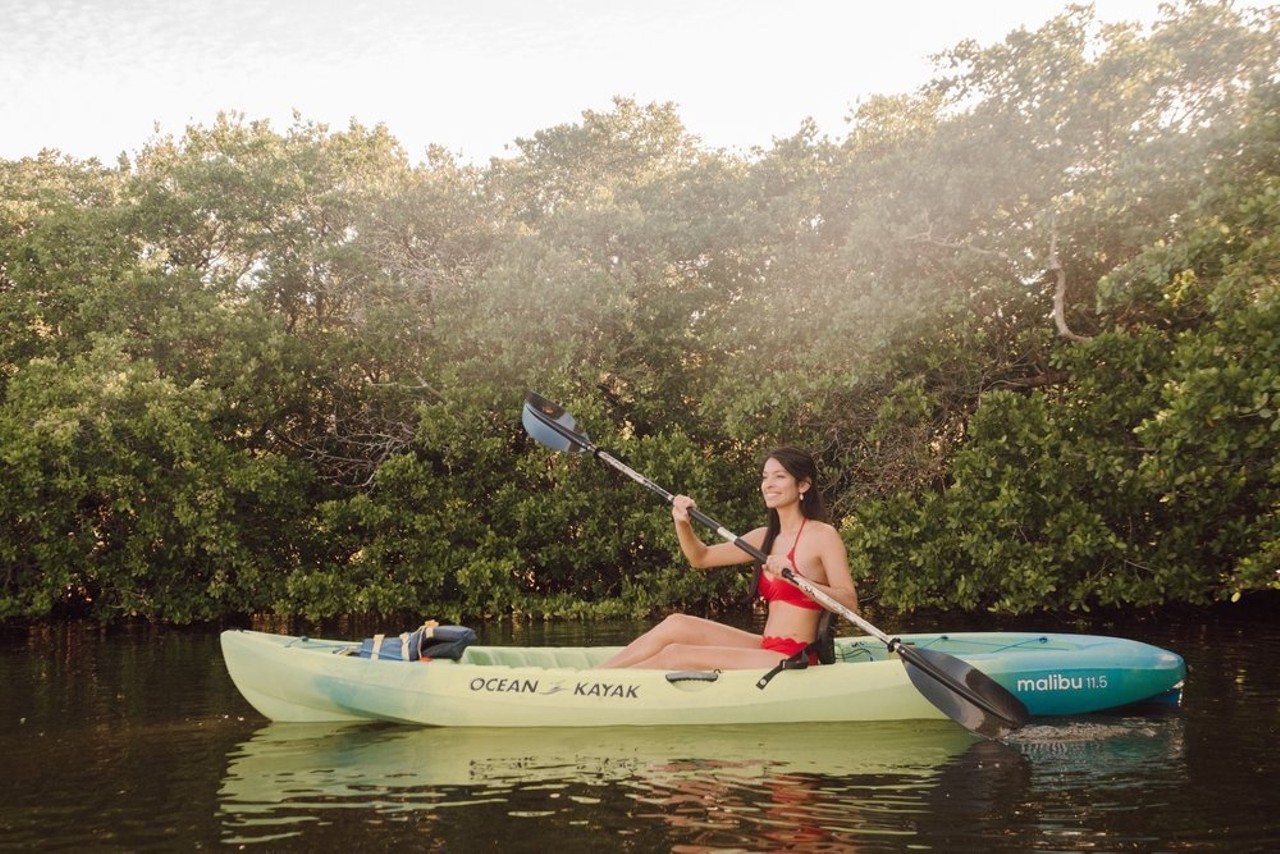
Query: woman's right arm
[[672, 495, 764, 569]]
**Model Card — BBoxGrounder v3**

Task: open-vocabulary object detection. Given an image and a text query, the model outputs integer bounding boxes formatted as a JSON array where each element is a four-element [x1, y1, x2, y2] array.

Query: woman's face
[[760, 457, 806, 509]]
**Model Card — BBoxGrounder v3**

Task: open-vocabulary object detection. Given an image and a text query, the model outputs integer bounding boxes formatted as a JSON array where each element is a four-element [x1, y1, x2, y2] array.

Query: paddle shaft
[[609, 453, 1025, 727], [540, 408, 900, 650], [587, 448, 901, 648], [521, 404, 766, 566]]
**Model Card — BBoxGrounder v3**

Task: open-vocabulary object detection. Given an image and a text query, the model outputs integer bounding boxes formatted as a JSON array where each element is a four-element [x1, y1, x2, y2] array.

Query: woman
[[598, 447, 858, 670]]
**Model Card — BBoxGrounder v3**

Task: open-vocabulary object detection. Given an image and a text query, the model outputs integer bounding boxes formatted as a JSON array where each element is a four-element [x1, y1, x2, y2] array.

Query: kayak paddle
[[521, 390, 1029, 739]]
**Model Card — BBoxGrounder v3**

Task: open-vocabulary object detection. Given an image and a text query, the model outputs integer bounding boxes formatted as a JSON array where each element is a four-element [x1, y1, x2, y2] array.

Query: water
[[1, 610, 1277, 851]]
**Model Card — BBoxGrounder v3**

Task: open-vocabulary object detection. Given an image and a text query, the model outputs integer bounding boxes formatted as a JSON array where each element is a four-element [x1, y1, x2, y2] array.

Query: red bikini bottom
[[762, 635, 820, 665]]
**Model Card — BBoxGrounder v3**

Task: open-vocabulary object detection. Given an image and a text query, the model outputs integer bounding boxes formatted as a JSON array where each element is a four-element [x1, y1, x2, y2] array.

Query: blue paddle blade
[[522, 392, 590, 453]]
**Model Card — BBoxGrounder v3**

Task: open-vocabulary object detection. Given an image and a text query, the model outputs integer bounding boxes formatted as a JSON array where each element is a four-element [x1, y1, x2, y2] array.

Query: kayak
[[220, 629, 1185, 727]]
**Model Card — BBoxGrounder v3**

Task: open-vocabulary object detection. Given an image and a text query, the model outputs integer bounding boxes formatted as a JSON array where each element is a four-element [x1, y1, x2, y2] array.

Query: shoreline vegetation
[[4, 589, 1277, 639], [2, 2, 1278, 626]]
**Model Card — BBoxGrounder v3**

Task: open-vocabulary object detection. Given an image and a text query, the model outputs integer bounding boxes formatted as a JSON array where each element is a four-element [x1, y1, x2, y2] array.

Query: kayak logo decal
[[1016, 672, 1109, 692], [573, 680, 640, 699], [467, 677, 641, 699]]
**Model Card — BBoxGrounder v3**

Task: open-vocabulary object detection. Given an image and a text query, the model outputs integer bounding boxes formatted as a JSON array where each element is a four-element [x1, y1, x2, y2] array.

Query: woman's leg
[[596, 613, 760, 668]]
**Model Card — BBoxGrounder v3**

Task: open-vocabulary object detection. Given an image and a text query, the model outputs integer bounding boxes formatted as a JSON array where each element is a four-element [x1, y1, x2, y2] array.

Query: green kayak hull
[[220, 629, 1185, 727]]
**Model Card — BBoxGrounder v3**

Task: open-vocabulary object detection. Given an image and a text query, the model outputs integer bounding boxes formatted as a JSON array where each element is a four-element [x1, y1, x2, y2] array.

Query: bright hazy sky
[[3, 0, 1173, 164]]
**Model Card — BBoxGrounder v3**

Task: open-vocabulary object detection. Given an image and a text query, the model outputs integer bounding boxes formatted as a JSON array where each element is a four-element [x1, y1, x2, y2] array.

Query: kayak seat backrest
[[814, 611, 836, 665]]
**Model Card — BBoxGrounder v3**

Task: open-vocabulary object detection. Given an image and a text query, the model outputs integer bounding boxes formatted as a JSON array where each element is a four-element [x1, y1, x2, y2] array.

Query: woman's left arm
[[814, 524, 859, 613]]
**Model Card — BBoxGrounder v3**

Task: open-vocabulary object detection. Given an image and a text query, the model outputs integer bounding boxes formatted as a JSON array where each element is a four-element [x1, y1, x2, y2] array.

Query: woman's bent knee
[[653, 613, 701, 639]]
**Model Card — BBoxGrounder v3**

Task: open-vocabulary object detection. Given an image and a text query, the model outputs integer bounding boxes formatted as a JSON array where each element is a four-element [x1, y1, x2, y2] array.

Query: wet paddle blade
[[899, 644, 1029, 739], [522, 391, 591, 454]]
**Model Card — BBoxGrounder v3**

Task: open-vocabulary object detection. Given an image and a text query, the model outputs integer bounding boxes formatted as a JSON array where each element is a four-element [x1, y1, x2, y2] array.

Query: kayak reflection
[[218, 721, 974, 845], [219, 715, 1185, 848]]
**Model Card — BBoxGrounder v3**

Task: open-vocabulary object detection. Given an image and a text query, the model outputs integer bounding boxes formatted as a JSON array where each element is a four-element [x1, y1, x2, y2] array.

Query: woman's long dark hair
[[752, 447, 829, 596]]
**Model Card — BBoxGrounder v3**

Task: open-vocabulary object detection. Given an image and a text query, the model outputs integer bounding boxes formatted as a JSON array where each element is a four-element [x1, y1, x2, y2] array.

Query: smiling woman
[[597, 447, 857, 671], [519, 392, 1031, 737]]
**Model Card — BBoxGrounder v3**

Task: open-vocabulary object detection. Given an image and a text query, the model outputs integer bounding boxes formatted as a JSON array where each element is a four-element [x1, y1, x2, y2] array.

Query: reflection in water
[[219, 721, 973, 846], [921, 714, 1189, 851], [1000, 716, 1190, 851], [1010, 717, 1187, 784], [922, 738, 1033, 833], [218, 716, 1186, 848]]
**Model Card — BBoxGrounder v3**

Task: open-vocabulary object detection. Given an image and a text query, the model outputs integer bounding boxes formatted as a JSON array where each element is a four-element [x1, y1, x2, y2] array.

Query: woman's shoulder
[[805, 519, 844, 544]]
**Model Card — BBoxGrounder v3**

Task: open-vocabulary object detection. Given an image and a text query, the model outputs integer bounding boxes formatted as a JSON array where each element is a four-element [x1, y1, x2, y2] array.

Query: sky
[[2, 0, 1174, 164]]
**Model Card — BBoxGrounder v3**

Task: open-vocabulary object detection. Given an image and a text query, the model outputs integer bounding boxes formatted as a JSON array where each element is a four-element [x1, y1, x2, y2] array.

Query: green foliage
[[1, 3, 1277, 623], [854, 130, 1280, 613], [0, 338, 313, 621]]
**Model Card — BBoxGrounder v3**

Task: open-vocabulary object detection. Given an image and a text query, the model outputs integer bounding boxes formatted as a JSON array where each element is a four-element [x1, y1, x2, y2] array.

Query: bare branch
[[1048, 222, 1091, 342]]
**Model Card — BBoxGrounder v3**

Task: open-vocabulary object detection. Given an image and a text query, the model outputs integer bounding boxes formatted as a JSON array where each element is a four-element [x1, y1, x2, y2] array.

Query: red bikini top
[[757, 518, 823, 611]]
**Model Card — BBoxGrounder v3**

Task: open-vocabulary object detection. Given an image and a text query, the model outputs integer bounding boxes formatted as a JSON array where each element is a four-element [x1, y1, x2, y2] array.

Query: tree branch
[[1048, 222, 1091, 342]]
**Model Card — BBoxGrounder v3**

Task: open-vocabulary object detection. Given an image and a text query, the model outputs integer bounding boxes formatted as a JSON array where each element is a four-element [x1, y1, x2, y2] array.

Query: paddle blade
[[522, 391, 590, 453], [898, 644, 1029, 739]]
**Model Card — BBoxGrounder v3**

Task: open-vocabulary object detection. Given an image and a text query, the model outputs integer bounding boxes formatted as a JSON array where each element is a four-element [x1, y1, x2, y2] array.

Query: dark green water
[[1, 609, 1277, 851]]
